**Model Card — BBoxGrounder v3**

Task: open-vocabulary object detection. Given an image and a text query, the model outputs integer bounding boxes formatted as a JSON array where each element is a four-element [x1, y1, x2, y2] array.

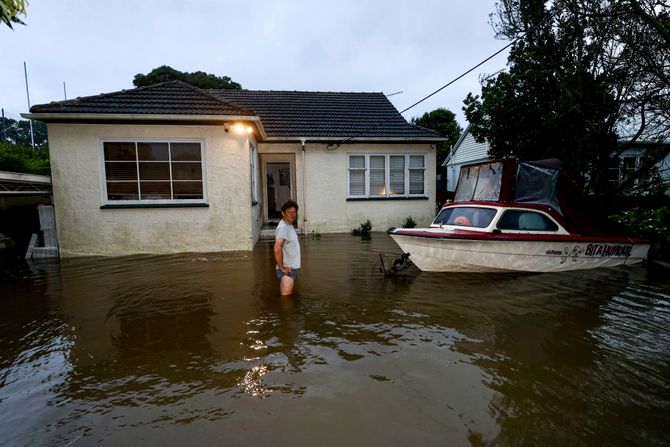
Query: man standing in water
[[274, 199, 301, 296]]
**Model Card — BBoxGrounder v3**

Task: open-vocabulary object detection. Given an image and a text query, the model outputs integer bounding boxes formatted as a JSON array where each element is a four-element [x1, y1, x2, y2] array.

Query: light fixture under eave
[[231, 123, 254, 135]]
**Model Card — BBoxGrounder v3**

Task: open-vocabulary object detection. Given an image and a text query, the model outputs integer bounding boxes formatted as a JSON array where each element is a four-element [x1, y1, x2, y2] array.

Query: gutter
[[20, 113, 268, 140]]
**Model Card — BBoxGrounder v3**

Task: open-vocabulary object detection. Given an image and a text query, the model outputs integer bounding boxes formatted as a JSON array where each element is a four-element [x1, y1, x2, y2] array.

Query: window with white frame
[[348, 153, 426, 198], [102, 141, 205, 203]]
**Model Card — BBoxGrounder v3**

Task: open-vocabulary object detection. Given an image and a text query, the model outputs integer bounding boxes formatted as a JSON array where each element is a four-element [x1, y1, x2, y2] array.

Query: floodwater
[[1, 234, 669, 447]]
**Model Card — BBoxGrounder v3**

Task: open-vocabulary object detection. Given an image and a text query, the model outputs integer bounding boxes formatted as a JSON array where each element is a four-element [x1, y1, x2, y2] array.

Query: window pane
[[389, 155, 405, 195], [370, 156, 385, 170], [140, 181, 171, 199], [349, 155, 365, 169], [139, 162, 170, 180], [173, 182, 203, 199], [409, 169, 424, 194], [104, 142, 136, 161], [105, 162, 137, 181], [497, 210, 558, 231], [370, 156, 385, 195], [349, 170, 365, 196], [172, 163, 202, 180], [409, 155, 424, 168], [106, 182, 138, 200], [137, 142, 169, 161], [171, 143, 201, 161]]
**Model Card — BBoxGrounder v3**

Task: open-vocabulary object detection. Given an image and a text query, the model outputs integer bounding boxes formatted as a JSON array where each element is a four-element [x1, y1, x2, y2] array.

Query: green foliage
[[610, 207, 670, 260], [464, 0, 670, 195], [403, 216, 416, 228], [352, 220, 372, 237], [133, 65, 242, 90], [411, 108, 463, 170], [1, 0, 27, 29], [0, 142, 50, 175], [1, 117, 48, 147]]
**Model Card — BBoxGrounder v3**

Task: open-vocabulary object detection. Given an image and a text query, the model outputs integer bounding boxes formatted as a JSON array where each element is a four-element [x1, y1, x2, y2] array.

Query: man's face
[[282, 207, 297, 224]]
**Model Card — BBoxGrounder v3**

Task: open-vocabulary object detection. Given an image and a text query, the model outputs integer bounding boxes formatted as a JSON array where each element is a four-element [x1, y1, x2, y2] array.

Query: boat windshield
[[454, 162, 502, 202], [433, 207, 497, 228]]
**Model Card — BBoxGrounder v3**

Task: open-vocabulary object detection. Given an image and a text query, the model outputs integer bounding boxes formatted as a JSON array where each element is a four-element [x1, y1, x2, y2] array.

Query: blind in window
[[370, 156, 386, 196], [389, 155, 405, 195]]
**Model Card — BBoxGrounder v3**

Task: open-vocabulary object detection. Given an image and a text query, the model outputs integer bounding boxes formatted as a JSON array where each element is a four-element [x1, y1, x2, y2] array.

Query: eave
[[21, 113, 268, 141]]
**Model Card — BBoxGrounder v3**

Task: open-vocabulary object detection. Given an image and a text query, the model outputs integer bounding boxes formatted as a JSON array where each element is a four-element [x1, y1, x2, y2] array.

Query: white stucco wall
[[47, 123, 255, 257], [257, 142, 436, 234]]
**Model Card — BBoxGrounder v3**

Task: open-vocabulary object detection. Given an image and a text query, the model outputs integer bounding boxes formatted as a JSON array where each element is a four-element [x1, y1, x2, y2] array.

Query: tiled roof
[[211, 89, 440, 140], [30, 81, 253, 116], [29, 81, 441, 141]]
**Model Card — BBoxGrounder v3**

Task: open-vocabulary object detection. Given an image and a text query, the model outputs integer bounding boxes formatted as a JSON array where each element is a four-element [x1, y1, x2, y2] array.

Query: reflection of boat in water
[[389, 159, 650, 273]]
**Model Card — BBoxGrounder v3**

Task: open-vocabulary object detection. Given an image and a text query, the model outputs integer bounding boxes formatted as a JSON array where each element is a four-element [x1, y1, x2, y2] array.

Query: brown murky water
[[1, 234, 669, 446]]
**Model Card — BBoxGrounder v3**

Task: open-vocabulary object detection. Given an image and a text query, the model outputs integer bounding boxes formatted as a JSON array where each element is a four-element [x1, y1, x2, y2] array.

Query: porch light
[[231, 123, 254, 135]]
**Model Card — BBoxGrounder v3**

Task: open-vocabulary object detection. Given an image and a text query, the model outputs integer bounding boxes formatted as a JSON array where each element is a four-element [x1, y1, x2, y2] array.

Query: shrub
[[403, 216, 416, 228], [610, 206, 670, 260], [352, 220, 372, 237]]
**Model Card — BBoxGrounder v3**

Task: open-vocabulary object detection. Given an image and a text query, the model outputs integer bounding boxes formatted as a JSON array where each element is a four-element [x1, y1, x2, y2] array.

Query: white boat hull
[[390, 234, 650, 273]]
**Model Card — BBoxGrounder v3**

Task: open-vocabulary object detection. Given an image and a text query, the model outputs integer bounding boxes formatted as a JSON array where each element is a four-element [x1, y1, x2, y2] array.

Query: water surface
[[1, 234, 669, 446]]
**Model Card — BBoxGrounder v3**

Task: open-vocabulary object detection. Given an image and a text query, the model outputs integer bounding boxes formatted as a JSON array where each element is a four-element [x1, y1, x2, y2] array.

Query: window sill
[[101, 203, 209, 209], [347, 196, 429, 201]]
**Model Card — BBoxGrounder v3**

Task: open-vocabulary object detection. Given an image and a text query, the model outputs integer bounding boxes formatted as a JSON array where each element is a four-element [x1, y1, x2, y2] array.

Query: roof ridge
[[173, 81, 254, 115], [211, 88, 386, 95], [37, 80, 187, 107]]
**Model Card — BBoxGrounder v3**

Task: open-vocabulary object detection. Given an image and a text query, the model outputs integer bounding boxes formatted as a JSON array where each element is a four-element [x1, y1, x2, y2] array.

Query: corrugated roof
[[30, 81, 253, 116], [211, 89, 439, 139]]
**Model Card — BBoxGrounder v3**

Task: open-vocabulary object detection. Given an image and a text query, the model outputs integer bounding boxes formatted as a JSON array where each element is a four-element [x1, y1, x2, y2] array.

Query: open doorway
[[265, 162, 292, 222]]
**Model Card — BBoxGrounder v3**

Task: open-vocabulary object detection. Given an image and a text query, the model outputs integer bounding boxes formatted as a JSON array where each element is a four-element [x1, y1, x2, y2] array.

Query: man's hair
[[281, 199, 299, 213]]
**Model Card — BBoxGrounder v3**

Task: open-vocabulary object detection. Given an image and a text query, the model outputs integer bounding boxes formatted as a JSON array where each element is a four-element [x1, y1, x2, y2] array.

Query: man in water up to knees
[[274, 199, 301, 296]]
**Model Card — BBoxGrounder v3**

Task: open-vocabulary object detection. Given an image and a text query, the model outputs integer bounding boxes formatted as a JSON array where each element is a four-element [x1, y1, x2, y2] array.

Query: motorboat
[[389, 159, 650, 273]]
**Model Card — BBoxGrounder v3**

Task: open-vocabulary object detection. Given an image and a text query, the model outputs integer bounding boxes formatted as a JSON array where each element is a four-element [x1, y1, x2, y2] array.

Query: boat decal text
[[545, 244, 632, 262], [584, 243, 632, 257]]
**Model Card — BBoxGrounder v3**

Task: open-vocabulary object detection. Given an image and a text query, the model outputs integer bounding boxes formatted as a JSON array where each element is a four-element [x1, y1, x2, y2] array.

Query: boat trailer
[[379, 252, 413, 275]]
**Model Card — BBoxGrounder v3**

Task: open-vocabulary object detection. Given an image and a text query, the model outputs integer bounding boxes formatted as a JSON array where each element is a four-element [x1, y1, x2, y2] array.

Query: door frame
[[260, 153, 296, 224]]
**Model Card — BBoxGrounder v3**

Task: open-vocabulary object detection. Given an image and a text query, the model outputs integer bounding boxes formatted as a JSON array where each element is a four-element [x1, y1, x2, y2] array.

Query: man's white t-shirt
[[275, 220, 301, 269]]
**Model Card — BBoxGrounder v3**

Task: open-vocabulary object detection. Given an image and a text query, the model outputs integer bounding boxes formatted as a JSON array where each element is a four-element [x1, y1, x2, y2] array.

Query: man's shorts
[[276, 267, 300, 279]]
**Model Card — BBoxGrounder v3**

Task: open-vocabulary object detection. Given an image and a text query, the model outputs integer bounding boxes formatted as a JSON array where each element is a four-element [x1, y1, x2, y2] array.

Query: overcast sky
[[2, 1, 510, 127]]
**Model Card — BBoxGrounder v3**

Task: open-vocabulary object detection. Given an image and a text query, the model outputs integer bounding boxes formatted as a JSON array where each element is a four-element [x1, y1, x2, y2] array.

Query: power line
[[398, 42, 513, 115], [327, 41, 512, 150]]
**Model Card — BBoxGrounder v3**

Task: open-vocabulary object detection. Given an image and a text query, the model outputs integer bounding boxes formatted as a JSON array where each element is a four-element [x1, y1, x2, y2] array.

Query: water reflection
[[1, 234, 669, 446]]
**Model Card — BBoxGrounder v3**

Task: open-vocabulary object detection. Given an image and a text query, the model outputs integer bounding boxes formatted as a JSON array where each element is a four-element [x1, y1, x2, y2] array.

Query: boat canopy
[[454, 159, 561, 212], [453, 158, 622, 236]]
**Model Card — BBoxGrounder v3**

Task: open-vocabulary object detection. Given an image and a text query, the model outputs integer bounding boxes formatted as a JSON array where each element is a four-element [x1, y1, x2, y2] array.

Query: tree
[[1, 0, 26, 29], [0, 142, 50, 175], [411, 108, 463, 171], [133, 65, 242, 90], [0, 117, 48, 147], [464, 0, 670, 195]]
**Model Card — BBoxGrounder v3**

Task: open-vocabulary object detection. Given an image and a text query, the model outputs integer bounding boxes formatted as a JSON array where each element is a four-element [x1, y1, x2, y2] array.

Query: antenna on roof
[[23, 61, 35, 149], [386, 91, 403, 97]]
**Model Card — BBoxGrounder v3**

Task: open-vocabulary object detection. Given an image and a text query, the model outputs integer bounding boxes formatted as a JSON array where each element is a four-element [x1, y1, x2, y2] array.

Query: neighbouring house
[[443, 125, 670, 196], [442, 124, 490, 193], [24, 81, 442, 257]]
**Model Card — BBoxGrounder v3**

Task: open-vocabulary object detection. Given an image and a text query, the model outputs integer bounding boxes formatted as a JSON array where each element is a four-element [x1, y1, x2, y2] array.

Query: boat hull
[[390, 234, 650, 273]]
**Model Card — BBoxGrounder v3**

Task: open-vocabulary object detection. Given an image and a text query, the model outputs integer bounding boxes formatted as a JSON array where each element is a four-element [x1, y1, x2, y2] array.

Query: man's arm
[[274, 238, 288, 273]]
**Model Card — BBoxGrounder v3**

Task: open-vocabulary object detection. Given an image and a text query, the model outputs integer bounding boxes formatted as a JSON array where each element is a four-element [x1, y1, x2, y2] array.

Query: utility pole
[[1, 108, 5, 142], [24, 61, 35, 148], [63, 81, 67, 100]]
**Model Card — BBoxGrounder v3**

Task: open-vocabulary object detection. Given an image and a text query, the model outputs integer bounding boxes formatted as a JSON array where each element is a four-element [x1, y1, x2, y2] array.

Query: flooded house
[[23, 81, 442, 257]]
